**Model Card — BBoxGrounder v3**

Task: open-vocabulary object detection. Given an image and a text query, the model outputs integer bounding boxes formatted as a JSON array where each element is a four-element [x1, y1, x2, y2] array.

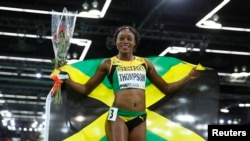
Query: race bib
[[117, 71, 146, 89], [107, 107, 118, 121]]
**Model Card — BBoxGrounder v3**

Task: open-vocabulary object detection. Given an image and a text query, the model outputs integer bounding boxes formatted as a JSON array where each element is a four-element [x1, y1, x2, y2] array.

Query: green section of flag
[[71, 59, 112, 88], [148, 56, 183, 75]]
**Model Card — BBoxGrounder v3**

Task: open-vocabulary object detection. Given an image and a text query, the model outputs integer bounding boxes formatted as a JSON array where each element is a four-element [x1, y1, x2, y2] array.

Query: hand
[[56, 71, 69, 80], [55, 65, 70, 80], [189, 67, 201, 80], [51, 69, 69, 84], [50, 70, 69, 96]]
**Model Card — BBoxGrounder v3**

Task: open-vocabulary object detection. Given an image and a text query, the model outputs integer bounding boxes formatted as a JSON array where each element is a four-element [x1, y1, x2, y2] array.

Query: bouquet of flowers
[[50, 7, 77, 104]]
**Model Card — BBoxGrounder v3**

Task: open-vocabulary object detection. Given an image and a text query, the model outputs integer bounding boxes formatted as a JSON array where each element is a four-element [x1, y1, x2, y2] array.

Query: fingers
[[190, 67, 201, 80], [57, 72, 69, 80]]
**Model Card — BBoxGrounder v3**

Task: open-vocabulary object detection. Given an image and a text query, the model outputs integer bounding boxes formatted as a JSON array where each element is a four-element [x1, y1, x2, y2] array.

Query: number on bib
[[107, 107, 118, 121]]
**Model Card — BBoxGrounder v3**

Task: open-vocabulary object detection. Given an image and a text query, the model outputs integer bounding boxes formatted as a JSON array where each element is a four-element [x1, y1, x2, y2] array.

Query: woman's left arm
[[145, 58, 200, 95]]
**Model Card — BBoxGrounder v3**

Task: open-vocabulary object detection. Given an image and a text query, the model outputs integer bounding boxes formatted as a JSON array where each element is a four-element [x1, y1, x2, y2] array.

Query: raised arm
[[65, 59, 110, 95], [145, 58, 200, 95]]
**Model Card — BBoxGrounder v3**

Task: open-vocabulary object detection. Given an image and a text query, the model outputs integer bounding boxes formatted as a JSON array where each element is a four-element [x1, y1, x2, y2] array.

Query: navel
[[133, 102, 137, 107]]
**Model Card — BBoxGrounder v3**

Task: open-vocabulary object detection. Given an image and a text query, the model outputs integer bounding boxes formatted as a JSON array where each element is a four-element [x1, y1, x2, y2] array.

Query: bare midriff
[[113, 89, 146, 112]]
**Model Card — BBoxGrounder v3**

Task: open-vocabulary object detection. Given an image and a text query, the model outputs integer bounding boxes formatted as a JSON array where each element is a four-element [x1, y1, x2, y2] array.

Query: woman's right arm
[[65, 59, 110, 95]]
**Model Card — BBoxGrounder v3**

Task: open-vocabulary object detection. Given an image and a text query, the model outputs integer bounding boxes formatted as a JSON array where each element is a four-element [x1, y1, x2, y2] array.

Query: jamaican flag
[[47, 56, 220, 141]]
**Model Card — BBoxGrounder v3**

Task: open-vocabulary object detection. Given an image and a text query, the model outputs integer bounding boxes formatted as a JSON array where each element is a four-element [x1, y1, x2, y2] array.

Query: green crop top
[[107, 56, 148, 93]]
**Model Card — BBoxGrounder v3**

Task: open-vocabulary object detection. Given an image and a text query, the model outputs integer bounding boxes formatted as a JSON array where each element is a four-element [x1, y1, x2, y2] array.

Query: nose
[[121, 38, 130, 43]]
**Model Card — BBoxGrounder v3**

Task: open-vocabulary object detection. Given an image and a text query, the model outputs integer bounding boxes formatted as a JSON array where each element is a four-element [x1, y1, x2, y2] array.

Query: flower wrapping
[[51, 7, 77, 104]]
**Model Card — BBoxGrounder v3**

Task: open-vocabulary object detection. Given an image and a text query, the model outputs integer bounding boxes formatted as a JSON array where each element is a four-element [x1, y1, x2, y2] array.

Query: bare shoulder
[[143, 57, 154, 70], [99, 58, 111, 72], [102, 58, 111, 65], [143, 57, 150, 63]]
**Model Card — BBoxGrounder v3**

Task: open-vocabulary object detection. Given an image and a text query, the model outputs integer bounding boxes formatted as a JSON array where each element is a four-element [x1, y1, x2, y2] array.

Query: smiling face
[[116, 28, 136, 54]]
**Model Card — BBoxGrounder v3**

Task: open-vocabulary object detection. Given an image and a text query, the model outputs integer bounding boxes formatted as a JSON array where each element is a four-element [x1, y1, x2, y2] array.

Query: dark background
[[0, 0, 250, 140]]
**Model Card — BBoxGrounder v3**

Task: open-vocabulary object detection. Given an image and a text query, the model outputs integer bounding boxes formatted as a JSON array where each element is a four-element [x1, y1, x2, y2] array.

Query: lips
[[121, 45, 129, 50]]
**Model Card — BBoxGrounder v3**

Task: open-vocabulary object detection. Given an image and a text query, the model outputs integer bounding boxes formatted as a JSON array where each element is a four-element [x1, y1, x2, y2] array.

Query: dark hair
[[113, 25, 140, 52]]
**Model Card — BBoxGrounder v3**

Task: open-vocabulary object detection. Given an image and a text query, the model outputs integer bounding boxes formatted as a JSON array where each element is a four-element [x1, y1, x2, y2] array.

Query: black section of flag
[[48, 86, 109, 141]]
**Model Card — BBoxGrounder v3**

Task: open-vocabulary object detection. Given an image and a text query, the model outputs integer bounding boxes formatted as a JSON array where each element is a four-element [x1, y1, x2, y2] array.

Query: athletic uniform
[[107, 56, 148, 131]]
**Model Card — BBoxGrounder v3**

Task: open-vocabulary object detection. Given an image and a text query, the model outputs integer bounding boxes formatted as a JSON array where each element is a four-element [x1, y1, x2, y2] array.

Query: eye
[[127, 36, 134, 41], [118, 36, 125, 41]]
